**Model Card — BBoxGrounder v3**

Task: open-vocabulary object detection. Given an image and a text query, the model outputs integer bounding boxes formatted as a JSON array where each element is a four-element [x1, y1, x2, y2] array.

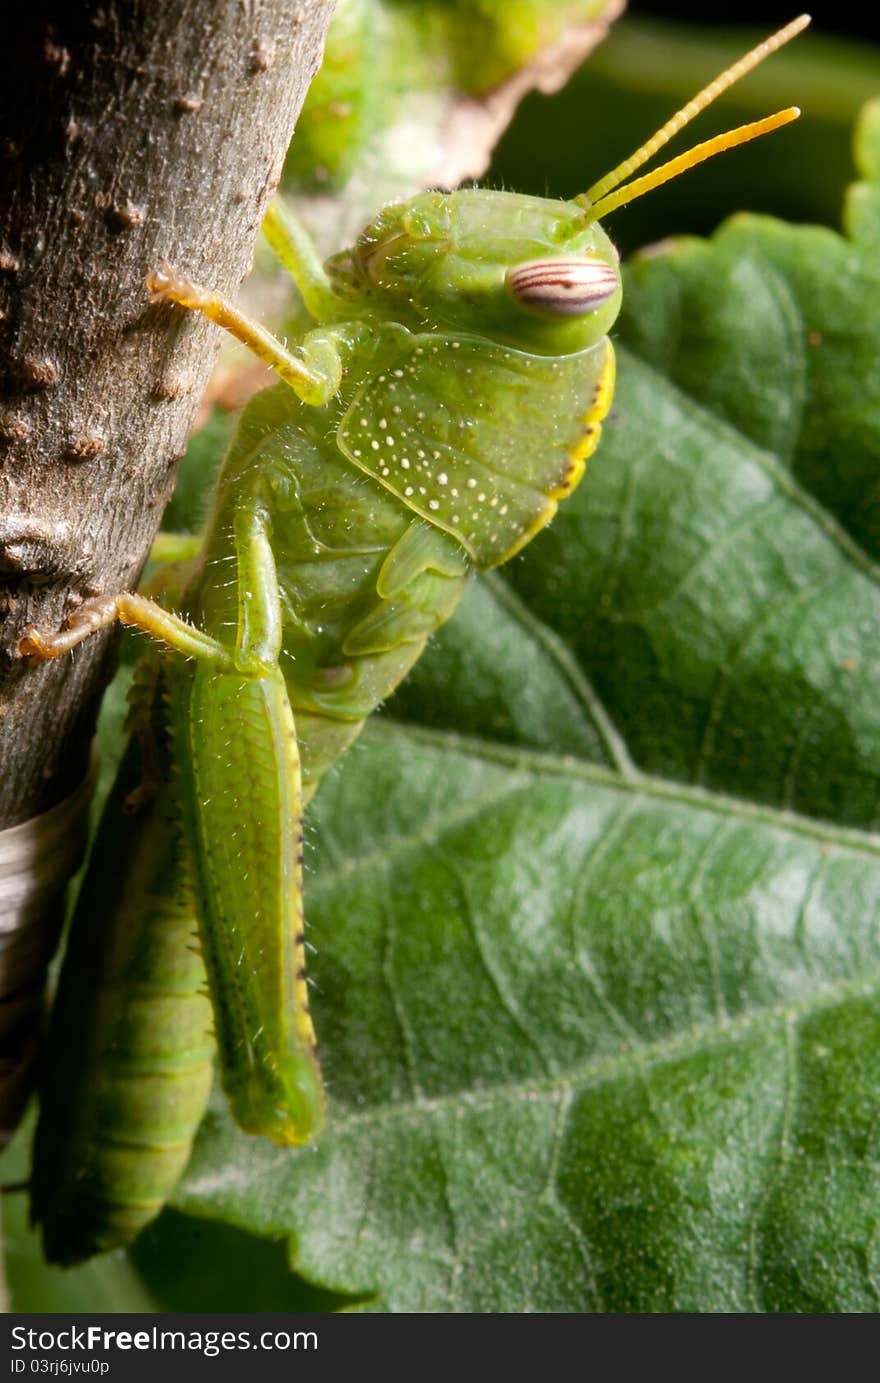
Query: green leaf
[[171, 111, 880, 1312]]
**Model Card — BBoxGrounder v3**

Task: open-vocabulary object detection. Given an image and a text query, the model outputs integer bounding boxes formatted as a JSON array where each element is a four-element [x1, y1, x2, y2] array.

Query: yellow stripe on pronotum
[[565, 347, 618, 486]]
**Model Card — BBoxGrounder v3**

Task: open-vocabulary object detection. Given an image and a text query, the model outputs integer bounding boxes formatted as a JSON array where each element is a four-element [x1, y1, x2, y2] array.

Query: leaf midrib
[[315, 720, 880, 885]]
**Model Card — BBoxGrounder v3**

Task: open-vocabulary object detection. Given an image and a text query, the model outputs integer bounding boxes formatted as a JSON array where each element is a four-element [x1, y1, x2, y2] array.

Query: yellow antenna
[[578, 14, 810, 220], [582, 107, 800, 224]]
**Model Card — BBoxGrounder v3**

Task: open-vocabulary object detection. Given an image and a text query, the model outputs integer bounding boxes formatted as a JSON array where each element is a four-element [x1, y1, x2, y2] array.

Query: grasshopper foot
[[18, 625, 50, 659], [18, 596, 120, 660], [146, 261, 205, 310]]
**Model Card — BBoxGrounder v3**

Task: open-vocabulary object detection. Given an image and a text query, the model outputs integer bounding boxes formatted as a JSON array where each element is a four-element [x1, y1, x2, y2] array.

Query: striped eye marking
[[506, 258, 619, 317]]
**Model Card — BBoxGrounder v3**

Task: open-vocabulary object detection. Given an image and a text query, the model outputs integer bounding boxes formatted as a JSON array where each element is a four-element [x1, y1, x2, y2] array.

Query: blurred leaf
[[284, 0, 624, 252], [171, 108, 880, 1312]]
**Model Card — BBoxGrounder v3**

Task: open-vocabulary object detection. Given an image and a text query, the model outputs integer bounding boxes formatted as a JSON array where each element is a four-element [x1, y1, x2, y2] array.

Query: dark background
[[629, 2, 880, 42]]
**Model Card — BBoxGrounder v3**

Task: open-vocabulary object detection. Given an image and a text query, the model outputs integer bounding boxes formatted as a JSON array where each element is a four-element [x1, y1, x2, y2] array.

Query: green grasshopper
[[22, 17, 808, 1263]]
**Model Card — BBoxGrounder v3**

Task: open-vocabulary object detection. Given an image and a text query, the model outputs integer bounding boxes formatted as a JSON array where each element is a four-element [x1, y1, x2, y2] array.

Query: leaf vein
[[328, 972, 880, 1134], [484, 570, 637, 778], [366, 721, 880, 861]]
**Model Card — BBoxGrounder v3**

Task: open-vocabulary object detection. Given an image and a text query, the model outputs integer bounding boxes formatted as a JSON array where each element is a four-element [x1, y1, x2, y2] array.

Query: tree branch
[[0, 0, 334, 827]]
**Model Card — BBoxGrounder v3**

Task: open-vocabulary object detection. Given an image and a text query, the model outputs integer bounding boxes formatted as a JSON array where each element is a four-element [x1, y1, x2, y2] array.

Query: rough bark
[[0, 0, 335, 827]]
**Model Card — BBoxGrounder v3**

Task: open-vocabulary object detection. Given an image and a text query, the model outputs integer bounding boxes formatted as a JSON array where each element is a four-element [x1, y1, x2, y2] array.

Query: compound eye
[[506, 257, 619, 317]]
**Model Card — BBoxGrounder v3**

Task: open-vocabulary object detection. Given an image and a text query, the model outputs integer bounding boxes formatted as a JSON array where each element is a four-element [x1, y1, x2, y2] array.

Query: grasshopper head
[[335, 188, 621, 355], [328, 19, 809, 357]]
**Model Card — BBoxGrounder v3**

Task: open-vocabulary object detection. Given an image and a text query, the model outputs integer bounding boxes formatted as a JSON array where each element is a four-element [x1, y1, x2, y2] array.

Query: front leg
[[147, 264, 344, 406]]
